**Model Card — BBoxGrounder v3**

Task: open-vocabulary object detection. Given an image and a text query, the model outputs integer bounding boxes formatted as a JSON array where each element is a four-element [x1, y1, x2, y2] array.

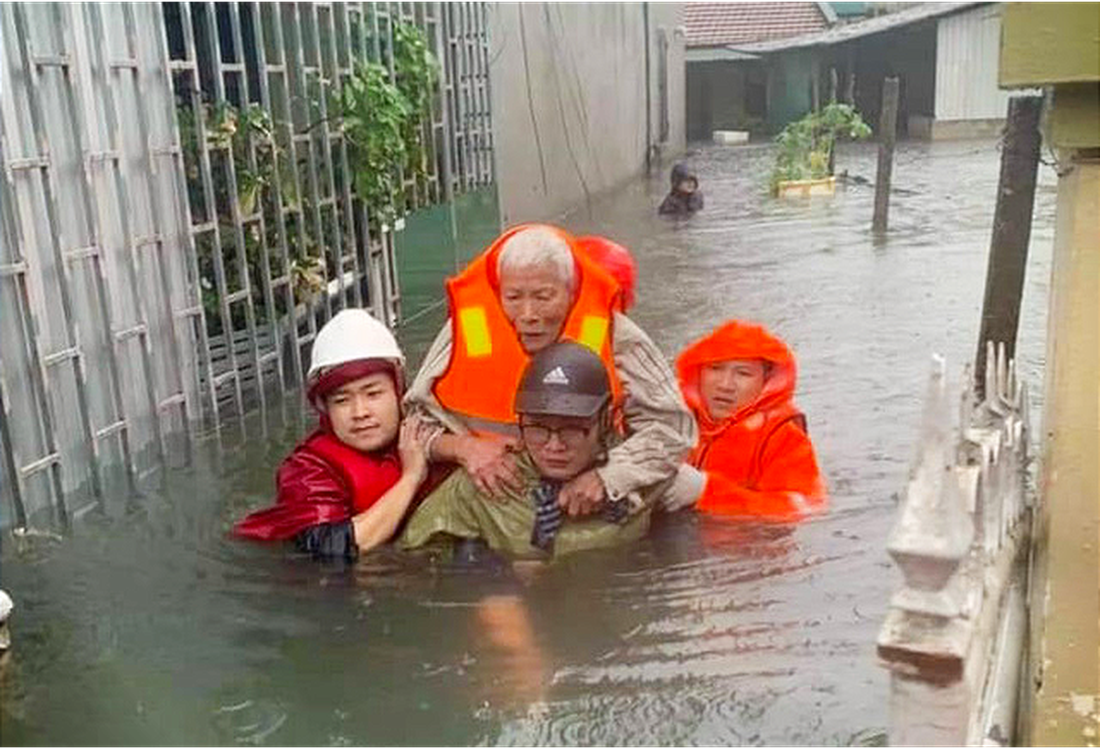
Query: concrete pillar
[[1029, 151, 1100, 746], [998, 6, 1100, 742]]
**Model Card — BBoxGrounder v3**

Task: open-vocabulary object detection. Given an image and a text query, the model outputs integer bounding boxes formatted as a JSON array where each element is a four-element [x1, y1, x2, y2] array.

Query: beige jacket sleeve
[[597, 313, 697, 506], [402, 322, 469, 435]]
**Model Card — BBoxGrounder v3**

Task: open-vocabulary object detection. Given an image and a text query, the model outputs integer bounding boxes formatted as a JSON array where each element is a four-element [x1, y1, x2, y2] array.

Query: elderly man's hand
[[459, 434, 522, 499], [558, 469, 607, 517]]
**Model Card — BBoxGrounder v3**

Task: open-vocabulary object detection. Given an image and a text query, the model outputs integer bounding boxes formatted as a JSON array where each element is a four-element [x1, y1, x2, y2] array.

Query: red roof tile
[[683, 2, 831, 48]]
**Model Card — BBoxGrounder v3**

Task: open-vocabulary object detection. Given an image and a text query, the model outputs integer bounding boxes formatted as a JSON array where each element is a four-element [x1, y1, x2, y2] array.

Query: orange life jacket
[[691, 400, 812, 490], [677, 320, 826, 520], [433, 224, 624, 436]]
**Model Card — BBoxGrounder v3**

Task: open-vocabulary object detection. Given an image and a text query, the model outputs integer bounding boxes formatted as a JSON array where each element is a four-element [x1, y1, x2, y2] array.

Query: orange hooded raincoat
[[676, 320, 826, 520]]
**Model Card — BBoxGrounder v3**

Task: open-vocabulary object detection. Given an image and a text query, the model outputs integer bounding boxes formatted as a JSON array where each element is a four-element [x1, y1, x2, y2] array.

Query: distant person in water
[[233, 309, 432, 560], [658, 162, 703, 217]]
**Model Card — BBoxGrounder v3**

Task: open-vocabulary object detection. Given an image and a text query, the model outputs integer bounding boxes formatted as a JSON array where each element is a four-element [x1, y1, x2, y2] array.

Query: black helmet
[[515, 341, 611, 418]]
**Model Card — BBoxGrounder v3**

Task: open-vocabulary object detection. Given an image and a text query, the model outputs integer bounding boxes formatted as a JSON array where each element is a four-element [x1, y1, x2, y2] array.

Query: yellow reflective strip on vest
[[578, 315, 609, 354], [458, 306, 492, 357]]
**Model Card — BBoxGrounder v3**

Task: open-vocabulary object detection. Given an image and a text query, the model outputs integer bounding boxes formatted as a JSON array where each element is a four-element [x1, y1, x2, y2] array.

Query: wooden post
[[872, 76, 899, 234], [974, 96, 1043, 398], [828, 68, 839, 175]]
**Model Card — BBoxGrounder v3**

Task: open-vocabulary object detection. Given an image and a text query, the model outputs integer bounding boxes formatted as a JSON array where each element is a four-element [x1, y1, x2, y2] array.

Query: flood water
[[1, 138, 1056, 745]]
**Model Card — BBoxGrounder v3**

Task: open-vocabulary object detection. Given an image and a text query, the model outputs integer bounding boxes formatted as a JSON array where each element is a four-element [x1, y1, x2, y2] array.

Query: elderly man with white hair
[[405, 223, 696, 520]]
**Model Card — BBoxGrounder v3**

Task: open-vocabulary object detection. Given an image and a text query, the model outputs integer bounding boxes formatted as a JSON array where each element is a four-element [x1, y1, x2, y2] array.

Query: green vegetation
[[770, 102, 872, 194], [175, 21, 438, 335]]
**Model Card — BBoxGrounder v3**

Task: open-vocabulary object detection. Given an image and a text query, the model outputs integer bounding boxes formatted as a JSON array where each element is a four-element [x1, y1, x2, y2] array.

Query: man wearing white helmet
[[234, 309, 429, 559]]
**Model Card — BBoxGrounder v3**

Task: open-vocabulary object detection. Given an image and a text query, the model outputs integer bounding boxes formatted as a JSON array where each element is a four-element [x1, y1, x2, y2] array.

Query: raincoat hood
[[676, 320, 797, 436], [670, 162, 698, 190]]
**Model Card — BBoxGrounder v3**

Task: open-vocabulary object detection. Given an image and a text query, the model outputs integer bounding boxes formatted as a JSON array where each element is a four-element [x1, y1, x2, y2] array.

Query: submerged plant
[[770, 102, 872, 194]]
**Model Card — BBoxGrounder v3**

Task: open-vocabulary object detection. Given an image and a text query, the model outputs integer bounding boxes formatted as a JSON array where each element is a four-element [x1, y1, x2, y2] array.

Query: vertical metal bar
[[418, 1, 439, 207], [465, 2, 476, 189], [478, 2, 494, 185], [251, 2, 305, 388], [370, 2, 382, 67], [153, 2, 222, 432], [381, 2, 407, 218], [0, 134, 66, 529], [119, 3, 196, 442], [228, 3, 286, 397], [287, 4, 333, 323], [351, 2, 382, 315], [346, 4, 364, 61], [457, 3, 472, 192], [382, 2, 403, 324], [428, 2, 444, 203], [334, 2, 366, 308], [471, 1, 483, 186], [397, 3, 419, 211], [444, 3, 458, 194], [310, 4, 351, 309], [53, 3, 139, 489], [0, 22, 34, 527], [199, 0, 267, 416], [271, 5, 319, 364], [10, 3, 104, 510], [83, 3, 167, 469], [468, 1, 482, 186], [177, 2, 247, 419], [433, 1, 458, 266], [0, 372, 28, 529]]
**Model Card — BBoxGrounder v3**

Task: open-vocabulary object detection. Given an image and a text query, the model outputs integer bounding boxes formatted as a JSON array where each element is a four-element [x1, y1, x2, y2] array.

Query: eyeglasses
[[519, 419, 597, 447]]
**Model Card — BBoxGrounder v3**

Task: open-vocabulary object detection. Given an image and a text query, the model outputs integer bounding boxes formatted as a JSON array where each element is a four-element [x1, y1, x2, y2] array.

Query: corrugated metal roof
[[730, 1, 984, 52], [684, 2, 831, 48]]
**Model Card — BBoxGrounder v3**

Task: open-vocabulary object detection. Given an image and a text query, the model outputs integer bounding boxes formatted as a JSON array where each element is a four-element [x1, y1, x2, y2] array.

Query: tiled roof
[[683, 2, 831, 48]]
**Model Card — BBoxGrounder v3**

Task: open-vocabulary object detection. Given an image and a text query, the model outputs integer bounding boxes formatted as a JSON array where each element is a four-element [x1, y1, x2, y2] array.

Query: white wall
[[489, 3, 685, 225], [935, 4, 1019, 121]]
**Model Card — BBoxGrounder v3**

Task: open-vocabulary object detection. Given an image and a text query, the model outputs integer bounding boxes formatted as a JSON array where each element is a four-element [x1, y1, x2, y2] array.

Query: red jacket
[[676, 321, 826, 520], [233, 430, 403, 541]]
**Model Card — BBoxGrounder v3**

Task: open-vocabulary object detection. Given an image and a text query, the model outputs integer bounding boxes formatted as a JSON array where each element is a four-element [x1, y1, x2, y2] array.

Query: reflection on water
[[1, 139, 1054, 745]]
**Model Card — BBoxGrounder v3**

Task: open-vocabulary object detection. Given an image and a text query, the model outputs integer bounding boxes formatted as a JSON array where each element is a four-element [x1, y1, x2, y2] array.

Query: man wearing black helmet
[[400, 341, 651, 558]]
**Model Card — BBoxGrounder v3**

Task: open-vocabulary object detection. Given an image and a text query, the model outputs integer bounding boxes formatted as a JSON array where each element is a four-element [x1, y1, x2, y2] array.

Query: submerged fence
[[0, 2, 494, 532], [878, 344, 1032, 745]]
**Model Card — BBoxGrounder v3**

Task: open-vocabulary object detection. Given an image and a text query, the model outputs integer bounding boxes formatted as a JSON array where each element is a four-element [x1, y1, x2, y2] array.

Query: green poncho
[[399, 453, 650, 559]]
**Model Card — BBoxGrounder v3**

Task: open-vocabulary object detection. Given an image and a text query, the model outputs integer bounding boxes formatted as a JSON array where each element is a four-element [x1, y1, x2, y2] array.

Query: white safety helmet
[[306, 308, 405, 383]]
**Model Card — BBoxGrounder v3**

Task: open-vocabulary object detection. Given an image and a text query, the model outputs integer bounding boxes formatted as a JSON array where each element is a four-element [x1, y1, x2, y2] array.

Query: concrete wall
[[488, 3, 685, 225]]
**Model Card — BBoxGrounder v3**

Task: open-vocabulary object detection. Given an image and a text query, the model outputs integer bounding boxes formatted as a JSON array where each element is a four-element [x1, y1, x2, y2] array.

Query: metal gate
[[0, 2, 494, 532]]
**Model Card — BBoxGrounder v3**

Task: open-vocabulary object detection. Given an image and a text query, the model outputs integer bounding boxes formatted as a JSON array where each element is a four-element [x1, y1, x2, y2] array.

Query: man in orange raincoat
[[673, 320, 826, 520]]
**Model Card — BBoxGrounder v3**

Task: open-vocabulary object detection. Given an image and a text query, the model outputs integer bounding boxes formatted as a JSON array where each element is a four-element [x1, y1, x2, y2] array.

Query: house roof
[[730, 1, 984, 53], [683, 2, 832, 48]]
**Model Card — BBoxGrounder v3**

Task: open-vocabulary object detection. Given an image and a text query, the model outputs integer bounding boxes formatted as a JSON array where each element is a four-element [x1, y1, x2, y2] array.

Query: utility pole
[[872, 76, 899, 234]]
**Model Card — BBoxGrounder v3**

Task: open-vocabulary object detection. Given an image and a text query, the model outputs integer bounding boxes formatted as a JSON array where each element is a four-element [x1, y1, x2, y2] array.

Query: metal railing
[[0, 2, 494, 532]]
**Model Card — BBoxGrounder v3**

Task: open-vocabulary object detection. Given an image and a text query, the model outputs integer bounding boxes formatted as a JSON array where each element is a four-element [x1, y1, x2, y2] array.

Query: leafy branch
[[338, 21, 438, 228], [771, 102, 872, 194]]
